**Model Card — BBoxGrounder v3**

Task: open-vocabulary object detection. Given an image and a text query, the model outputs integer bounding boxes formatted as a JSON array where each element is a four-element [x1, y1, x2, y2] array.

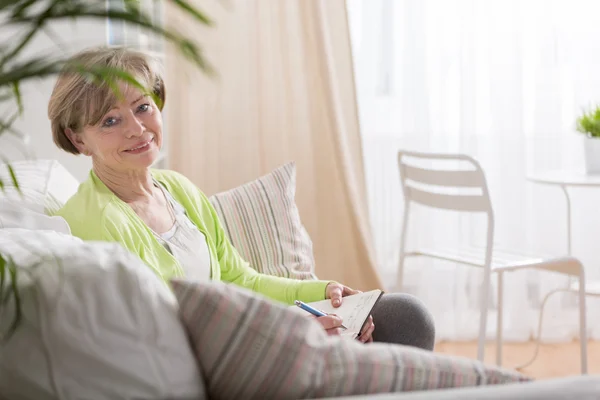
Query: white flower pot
[[583, 136, 600, 174]]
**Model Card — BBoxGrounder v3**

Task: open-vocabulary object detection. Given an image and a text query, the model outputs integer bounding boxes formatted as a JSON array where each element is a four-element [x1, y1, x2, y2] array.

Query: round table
[[528, 170, 600, 256], [525, 170, 600, 374], [527, 169, 600, 294]]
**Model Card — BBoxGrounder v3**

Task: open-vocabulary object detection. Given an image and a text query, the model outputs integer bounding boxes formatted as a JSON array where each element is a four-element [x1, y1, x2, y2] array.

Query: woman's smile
[[124, 137, 155, 154]]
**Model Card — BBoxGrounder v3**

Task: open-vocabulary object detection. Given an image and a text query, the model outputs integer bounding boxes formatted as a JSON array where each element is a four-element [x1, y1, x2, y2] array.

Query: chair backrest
[[397, 150, 493, 215]]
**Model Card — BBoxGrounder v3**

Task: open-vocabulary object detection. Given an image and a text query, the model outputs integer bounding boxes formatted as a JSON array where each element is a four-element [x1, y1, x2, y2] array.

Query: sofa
[[336, 376, 600, 399], [0, 159, 598, 400]]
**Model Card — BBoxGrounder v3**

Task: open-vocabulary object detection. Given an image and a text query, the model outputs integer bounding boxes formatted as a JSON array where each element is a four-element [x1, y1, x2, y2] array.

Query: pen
[[294, 300, 347, 330]]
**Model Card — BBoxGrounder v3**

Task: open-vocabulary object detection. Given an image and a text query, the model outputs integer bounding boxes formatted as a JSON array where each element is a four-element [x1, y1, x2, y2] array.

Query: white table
[[528, 170, 600, 257], [528, 169, 600, 293], [525, 170, 600, 373]]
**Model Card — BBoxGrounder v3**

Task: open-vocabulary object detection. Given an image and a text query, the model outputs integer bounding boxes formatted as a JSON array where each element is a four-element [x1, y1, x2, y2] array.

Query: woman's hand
[[315, 314, 375, 341], [357, 316, 375, 343], [315, 314, 345, 336], [325, 282, 361, 307]]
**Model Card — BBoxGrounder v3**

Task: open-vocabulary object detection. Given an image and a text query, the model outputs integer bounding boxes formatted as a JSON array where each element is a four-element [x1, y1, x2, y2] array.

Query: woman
[[50, 46, 435, 349]]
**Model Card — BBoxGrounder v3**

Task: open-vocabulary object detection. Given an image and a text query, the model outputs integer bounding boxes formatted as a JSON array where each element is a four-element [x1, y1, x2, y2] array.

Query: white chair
[[396, 150, 588, 373]]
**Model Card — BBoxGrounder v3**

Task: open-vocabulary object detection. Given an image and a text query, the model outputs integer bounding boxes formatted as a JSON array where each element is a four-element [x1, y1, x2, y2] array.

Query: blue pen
[[294, 300, 347, 330]]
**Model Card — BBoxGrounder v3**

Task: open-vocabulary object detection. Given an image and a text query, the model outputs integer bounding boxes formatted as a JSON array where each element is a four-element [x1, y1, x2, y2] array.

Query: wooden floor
[[435, 341, 600, 379]]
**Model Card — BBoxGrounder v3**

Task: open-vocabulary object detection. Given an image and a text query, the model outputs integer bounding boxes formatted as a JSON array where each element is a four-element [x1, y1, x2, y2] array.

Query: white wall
[[1, 16, 107, 182]]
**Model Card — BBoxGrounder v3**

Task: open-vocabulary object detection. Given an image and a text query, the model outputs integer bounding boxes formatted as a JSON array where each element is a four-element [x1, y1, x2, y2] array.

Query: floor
[[435, 340, 599, 379]]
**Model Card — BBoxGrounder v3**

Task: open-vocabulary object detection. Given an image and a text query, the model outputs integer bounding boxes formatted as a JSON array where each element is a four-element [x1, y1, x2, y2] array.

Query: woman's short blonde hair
[[48, 46, 166, 154]]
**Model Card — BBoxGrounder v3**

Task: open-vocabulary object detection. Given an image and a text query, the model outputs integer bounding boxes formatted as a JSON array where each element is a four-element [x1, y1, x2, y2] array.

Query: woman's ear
[[65, 128, 90, 156]]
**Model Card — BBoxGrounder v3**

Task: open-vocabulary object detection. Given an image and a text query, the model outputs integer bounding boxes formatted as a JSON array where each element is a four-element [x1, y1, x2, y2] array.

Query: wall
[[0, 14, 107, 182]]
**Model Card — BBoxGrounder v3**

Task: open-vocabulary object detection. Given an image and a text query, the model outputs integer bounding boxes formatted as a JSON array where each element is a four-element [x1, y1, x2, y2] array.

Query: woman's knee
[[371, 293, 436, 350]]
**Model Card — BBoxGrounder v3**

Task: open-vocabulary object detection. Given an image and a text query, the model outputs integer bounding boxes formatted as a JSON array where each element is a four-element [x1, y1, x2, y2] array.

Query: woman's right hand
[[315, 314, 344, 336]]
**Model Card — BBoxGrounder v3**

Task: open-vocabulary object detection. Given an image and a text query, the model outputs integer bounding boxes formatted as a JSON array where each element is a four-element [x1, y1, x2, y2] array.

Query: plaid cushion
[[172, 279, 531, 400], [209, 162, 316, 280]]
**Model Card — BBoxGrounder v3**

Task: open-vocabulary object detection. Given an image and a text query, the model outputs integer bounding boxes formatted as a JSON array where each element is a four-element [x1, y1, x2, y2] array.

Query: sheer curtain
[[348, 0, 600, 342], [165, 0, 382, 291]]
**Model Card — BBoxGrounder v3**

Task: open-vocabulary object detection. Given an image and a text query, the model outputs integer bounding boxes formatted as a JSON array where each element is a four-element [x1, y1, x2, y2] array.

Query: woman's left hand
[[325, 282, 361, 307]]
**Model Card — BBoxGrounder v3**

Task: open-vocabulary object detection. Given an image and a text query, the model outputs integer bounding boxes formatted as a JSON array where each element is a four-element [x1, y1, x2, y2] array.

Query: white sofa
[[0, 160, 598, 400]]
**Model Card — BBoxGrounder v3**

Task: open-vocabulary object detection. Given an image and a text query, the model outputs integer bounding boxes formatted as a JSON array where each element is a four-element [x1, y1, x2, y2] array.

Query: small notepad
[[291, 289, 384, 339]]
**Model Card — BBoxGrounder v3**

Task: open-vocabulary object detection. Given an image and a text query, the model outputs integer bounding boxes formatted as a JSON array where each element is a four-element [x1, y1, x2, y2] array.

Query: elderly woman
[[50, 46, 435, 349]]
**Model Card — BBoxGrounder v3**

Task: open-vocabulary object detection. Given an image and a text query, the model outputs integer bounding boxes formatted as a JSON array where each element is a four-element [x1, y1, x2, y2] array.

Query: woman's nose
[[126, 114, 144, 138]]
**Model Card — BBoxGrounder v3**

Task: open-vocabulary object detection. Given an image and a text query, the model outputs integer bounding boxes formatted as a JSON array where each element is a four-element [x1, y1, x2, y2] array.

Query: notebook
[[291, 289, 384, 339]]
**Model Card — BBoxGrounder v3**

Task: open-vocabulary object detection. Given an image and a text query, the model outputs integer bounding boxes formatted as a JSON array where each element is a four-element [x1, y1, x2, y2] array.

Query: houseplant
[[576, 104, 600, 174], [0, 0, 215, 342]]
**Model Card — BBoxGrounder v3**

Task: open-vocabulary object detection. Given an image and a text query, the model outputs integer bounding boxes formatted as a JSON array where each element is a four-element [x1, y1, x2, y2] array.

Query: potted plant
[[576, 105, 600, 174]]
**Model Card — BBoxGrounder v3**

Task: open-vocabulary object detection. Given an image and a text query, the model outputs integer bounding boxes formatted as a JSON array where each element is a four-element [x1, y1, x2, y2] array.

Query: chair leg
[[516, 288, 561, 370], [496, 271, 504, 366], [478, 267, 492, 362], [578, 270, 588, 374], [396, 203, 410, 291], [520, 272, 588, 374], [396, 253, 406, 292]]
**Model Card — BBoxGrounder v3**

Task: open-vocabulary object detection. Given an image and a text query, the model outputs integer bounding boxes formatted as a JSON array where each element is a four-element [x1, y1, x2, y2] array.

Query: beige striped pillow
[[171, 279, 531, 400], [209, 162, 316, 280]]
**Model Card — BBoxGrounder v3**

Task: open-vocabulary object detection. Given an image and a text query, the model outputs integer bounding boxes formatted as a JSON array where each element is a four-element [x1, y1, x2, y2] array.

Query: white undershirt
[[153, 182, 211, 281]]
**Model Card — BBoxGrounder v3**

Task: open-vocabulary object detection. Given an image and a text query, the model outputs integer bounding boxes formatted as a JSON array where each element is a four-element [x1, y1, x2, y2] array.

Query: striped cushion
[[209, 162, 316, 280], [172, 279, 531, 400]]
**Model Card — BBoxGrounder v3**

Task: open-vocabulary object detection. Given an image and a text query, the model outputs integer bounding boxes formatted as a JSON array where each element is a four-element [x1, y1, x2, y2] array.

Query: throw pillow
[[0, 229, 206, 400], [0, 199, 71, 234], [172, 279, 531, 400], [209, 162, 316, 280], [0, 160, 80, 214]]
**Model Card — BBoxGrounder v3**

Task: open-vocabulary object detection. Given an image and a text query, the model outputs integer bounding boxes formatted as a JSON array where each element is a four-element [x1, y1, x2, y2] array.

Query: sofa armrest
[[322, 375, 600, 400]]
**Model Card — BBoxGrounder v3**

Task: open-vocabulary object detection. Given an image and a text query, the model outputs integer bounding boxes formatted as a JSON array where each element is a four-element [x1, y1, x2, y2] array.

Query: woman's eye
[[137, 103, 150, 113], [102, 117, 118, 127]]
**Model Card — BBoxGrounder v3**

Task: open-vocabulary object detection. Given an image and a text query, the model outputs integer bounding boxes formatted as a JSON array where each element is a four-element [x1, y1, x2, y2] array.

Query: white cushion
[[0, 160, 80, 214], [0, 229, 206, 400], [0, 199, 71, 234]]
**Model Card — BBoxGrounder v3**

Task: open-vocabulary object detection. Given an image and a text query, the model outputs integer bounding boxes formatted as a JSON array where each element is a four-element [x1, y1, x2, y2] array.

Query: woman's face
[[69, 87, 163, 172]]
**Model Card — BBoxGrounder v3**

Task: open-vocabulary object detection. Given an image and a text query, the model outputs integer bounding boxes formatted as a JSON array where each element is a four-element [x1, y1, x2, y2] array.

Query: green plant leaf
[[67, 62, 163, 108], [123, 0, 140, 14], [0, 159, 21, 194], [0, 0, 21, 12], [0, 0, 59, 68], [11, 81, 23, 115], [5, 258, 22, 340], [576, 105, 600, 137], [41, 25, 67, 51], [0, 113, 22, 137], [8, 0, 36, 18], [172, 0, 214, 25], [6, 3, 214, 73], [7, 163, 20, 193], [0, 56, 64, 86], [0, 254, 6, 304], [1, 259, 12, 304], [0, 263, 10, 305]]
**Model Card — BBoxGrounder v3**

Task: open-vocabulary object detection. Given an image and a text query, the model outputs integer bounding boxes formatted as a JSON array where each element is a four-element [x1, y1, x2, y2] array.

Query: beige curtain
[[165, 0, 382, 290]]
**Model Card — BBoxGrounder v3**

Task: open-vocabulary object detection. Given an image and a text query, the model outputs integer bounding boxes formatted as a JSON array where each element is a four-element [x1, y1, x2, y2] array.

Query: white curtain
[[348, 0, 600, 342], [165, 0, 382, 291]]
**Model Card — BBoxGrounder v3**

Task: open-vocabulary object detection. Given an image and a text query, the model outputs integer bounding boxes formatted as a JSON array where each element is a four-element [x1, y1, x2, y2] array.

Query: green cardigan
[[56, 169, 330, 305]]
